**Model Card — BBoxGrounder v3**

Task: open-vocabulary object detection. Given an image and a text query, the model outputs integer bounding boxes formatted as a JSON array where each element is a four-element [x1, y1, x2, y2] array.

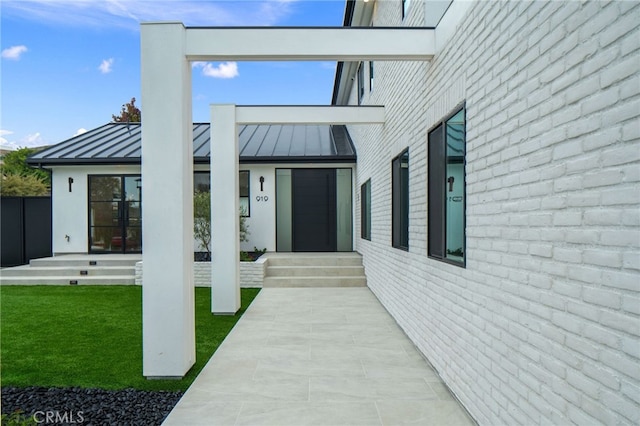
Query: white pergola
[[140, 22, 434, 378]]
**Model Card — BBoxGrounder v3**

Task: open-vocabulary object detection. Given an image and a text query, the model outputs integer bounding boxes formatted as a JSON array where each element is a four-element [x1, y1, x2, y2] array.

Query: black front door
[[292, 169, 337, 252]]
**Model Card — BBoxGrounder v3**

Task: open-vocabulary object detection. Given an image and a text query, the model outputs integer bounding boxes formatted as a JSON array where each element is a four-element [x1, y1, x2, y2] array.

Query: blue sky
[[0, 0, 346, 150]]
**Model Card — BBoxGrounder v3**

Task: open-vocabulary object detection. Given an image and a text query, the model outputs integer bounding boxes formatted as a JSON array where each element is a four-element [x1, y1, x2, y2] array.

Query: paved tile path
[[164, 288, 474, 426]]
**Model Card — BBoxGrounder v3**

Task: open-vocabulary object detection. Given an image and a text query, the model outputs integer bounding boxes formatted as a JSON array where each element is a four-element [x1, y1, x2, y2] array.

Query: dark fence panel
[[1, 197, 24, 267], [1, 196, 52, 267], [24, 197, 52, 262]]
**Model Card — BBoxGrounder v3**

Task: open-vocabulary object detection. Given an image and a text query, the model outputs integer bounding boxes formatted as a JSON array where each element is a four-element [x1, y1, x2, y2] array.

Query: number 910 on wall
[[256, 195, 269, 202]]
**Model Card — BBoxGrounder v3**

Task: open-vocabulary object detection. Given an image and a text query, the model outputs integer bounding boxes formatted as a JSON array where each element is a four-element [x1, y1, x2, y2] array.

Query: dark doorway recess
[[292, 169, 337, 252]]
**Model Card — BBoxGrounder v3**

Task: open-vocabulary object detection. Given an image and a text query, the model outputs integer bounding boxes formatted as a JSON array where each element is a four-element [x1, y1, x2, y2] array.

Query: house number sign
[[256, 195, 269, 202]]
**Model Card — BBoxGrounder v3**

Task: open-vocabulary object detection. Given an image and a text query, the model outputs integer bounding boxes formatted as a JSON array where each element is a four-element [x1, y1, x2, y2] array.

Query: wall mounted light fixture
[[68, 177, 74, 192], [259, 176, 265, 192]]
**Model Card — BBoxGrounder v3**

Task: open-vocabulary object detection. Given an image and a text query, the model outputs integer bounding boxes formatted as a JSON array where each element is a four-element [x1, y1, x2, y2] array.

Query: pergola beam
[[235, 106, 385, 125], [186, 27, 435, 61]]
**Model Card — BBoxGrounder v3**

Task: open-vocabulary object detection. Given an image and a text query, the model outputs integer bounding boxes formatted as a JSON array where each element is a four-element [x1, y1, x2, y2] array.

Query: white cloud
[[99, 58, 114, 74], [1, 45, 28, 60], [74, 128, 88, 136], [0, 130, 45, 150], [193, 61, 239, 79], [0, 130, 15, 150], [24, 132, 44, 146]]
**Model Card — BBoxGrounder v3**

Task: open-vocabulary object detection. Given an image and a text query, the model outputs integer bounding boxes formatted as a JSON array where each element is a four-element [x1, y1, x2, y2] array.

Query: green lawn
[[0, 286, 260, 391]]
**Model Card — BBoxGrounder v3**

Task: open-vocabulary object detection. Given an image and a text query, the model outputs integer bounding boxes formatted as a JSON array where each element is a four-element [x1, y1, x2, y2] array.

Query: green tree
[[194, 191, 212, 257], [0, 174, 49, 196], [1, 148, 49, 182], [193, 190, 249, 260], [0, 147, 51, 195], [112, 97, 141, 123]]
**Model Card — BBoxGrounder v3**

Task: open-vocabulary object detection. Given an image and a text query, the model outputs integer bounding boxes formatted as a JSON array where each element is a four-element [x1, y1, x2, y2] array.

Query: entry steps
[[0, 255, 140, 285], [263, 252, 366, 288]]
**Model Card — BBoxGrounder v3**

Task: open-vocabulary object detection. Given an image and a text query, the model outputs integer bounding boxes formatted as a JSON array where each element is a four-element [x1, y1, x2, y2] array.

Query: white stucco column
[[141, 22, 195, 378], [210, 104, 240, 314]]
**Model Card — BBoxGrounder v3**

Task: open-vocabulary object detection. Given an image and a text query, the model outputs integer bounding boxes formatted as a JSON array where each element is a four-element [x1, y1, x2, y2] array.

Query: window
[[428, 106, 466, 266], [392, 150, 409, 250], [194, 170, 250, 217], [369, 61, 374, 92], [239, 170, 250, 216], [88, 175, 141, 253], [361, 179, 371, 240], [357, 62, 365, 105], [402, 0, 412, 19]]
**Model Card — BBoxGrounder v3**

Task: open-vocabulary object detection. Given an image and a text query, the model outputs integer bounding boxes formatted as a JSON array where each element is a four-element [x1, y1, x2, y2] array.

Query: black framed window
[[239, 170, 250, 217], [361, 179, 371, 240], [428, 106, 466, 266], [194, 170, 250, 217], [357, 62, 365, 105], [88, 175, 141, 253], [369, 61, 374, 92], [402, 0, 411, 19], [392, 149, 409, 250]]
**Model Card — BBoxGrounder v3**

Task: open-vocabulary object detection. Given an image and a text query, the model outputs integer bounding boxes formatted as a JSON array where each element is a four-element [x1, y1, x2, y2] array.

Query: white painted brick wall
[[350, 1, 640, 424], [135, 257, 265, 288]]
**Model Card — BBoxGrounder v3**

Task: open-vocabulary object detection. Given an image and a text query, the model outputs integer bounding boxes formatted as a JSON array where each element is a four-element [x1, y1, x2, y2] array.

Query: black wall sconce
[[68, 177, 74, 192], [259, 176, 265, 192]]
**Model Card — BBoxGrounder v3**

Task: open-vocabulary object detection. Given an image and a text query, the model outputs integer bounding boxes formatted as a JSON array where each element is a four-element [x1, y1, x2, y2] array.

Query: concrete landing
[[163, 287, 474, 426]]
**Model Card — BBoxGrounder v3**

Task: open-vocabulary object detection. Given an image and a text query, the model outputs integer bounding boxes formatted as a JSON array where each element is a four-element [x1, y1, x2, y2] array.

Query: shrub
[[1, 174, 50, 196]]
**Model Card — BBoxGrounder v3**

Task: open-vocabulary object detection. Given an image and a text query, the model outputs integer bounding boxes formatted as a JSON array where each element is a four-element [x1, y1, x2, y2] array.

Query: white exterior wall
[[351, 1, 639, 425], [241, 164, 276, 252], [50, 165, 140, 255]]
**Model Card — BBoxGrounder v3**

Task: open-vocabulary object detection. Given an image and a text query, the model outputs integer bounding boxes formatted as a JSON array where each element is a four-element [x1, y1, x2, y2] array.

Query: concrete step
[[30, 257, 140, 268], [0, 266, 135, 277], [0, 275, 136, 286], [266, 254, 363, 267], [263, 276, 367, 288], [266, 265, 365, 277]]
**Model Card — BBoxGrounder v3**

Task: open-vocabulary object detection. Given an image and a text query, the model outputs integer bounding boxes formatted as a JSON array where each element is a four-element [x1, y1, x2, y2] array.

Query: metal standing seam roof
[[27, 122, 357, 166]]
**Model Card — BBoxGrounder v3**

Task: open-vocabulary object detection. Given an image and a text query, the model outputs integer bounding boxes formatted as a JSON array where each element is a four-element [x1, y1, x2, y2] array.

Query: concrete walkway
[[163, 288, 474, 426]]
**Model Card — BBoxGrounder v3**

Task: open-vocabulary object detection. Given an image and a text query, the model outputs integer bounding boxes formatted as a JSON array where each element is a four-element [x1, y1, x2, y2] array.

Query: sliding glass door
[[88, 175, 142, 253]]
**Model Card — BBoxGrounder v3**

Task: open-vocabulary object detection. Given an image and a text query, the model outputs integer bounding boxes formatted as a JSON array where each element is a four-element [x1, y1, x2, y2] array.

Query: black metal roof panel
[[28, 122, 356, 166]]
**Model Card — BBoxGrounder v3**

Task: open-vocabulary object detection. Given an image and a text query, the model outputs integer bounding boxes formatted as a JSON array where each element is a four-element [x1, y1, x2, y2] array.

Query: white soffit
[[234, 106, 385, 125], [185, 28, 435, 61]]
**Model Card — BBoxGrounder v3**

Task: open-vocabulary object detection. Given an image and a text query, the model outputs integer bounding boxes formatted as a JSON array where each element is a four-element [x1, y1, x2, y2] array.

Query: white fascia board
[[185, 28, 435, 61], [235, 106, 385, 125]]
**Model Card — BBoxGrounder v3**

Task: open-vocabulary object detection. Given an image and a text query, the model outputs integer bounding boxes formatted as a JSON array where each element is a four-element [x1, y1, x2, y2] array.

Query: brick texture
[[135, 260, 265, 288], [350, 1, 640, 424]]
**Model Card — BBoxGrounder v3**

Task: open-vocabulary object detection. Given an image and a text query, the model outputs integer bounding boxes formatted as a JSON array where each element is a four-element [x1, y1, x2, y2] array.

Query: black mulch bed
[[1, 387, 184, 426]]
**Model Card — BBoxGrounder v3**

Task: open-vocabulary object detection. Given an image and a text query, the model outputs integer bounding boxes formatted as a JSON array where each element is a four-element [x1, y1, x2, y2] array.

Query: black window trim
[[361, 178, 372, 241], [427, 102, 466, 268], [401, 0, 410, 20], [392, 148, 409, 251], [357, 62, 365, 105]]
